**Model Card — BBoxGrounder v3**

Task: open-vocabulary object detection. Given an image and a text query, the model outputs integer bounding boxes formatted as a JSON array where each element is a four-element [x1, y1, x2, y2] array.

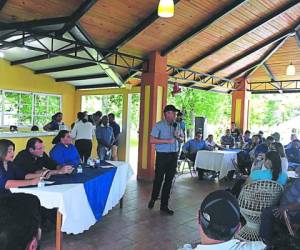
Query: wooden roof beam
[[55, 73, 107, 82], [217, 36, 289, 87], [187, 29, 294, 87], [245, 35, 290, 78], [75, 83, 117, 89], [180, 0, 300, 70], [294, 23, 300, 47], [0, 16, 69, 31], [161, 0, 247, 56], [262, 63, 277, 82], [57, 0, 97, 36], [73, 24, 124, 87], [0, 0, 8, 11], [10, 47, 83, 65], [107, 0, 182, 51], [34, 62, 96, 74]]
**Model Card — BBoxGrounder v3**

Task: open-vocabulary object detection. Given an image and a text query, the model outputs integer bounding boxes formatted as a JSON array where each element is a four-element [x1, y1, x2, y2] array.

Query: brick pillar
[[231, 77, 250, 132], [137, 51, 168, 181]]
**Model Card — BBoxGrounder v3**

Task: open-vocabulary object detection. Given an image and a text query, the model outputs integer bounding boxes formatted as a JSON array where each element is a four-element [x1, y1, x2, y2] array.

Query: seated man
[[205, 134, 222, 150], [243, 130, 252, 144], [260, 178, 300, 247], [254, 135, 274, 158], [286, 139, 300, 164], [182, 132, 207, 162], [220, 129, 234, 148], [14, 137, 73, 180], [271, 132, 280, 143], [179, 190, 265, 250], [183, 132, 209, 180], [50, 130, 81, 167], [285, 133, 298, 150], [0, 193, 42, 250]]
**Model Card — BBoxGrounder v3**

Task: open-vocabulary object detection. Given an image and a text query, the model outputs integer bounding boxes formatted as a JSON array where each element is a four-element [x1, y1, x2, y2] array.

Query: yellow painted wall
[[12, 135, 55, 156], [0, 59, 76, 127], [0, 59, 76, 155]]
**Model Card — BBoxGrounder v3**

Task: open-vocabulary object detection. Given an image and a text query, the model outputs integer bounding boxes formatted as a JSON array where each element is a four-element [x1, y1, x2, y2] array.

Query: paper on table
[[288, 171, 300, 178]]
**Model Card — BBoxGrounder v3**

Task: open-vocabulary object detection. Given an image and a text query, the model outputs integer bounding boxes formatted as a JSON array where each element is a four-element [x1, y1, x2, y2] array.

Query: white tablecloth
[[11, 161, 133, 234], [194, 150, 237, 179]]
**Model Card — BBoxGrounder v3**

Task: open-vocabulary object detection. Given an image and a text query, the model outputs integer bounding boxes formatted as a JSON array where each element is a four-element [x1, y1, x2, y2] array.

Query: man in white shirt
[[179, 190, 266, 250]]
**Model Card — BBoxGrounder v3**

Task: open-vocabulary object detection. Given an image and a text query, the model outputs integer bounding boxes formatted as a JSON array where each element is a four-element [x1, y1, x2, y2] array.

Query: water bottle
[[77, 164, 83, 174]]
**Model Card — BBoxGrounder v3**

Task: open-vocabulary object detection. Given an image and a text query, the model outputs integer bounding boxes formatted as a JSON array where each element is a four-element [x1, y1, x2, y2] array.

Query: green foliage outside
[[167, 86, 232, 139], [3, 91, 60, 127], [249, 93, 300, 143], [82, 94, 123, 127]]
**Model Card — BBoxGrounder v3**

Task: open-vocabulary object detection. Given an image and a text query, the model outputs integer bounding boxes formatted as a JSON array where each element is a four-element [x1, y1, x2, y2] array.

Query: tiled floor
[[41, 174, 230, 250]]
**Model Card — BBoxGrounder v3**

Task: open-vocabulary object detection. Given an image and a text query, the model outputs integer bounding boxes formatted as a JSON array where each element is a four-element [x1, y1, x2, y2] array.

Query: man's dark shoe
[[160, 207, 174, 215], [148, 199, 155, 209]]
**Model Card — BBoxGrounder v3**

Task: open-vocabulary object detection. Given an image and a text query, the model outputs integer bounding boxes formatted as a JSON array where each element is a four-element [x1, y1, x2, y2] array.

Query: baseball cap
[[163, 105, 180, 113], [199, 190, 240, 240]]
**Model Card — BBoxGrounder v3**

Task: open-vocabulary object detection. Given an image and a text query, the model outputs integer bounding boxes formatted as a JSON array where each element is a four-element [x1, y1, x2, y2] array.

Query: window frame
[[0, 89, 62, 128]]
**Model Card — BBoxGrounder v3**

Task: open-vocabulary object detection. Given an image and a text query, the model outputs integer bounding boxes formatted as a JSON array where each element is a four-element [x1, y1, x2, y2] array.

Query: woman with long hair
[[50, 130, 80, 167], [250, 151, 288, 185], [271, 142, 288, 173], [71, 112, 94, 163], [0, 139, 40, 195]]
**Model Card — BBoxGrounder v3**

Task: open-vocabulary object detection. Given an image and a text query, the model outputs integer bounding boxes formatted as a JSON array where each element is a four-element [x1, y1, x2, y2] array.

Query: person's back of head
[[0, 193, 41, 250], [271, 142, 286, 158], [77, 111, 87, 123], [265, 151, 282, 181], [272, 132, 280, 142], [9, 125, 18, 132], [31, 125, 39, 131], [198, 190, 240, 243]]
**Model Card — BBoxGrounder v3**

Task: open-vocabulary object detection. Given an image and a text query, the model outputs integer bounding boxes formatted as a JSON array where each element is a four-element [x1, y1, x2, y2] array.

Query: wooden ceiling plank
[[181, 0, 300, 70], [189, 24, 298, 86], [107, 0, 182, 51], [161, 0, 247, 56], [57, 0, 97, 35], [246, 35, 291, 78]]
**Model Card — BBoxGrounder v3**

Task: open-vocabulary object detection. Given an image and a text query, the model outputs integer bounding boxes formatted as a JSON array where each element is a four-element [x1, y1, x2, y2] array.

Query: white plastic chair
[[235, 180, 283, 241]]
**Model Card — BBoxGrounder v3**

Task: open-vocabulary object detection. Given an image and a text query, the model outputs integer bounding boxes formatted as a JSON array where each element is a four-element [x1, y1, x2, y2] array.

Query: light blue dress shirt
[[183, 139, 207, 154], [151, 120, 180, 153]]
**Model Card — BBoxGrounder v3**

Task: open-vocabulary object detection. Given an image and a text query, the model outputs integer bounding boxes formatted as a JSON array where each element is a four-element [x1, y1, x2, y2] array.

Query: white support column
[[119, 92, 131, 162]]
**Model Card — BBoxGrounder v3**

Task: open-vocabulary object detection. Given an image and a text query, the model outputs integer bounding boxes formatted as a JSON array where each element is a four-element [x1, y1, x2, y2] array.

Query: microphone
[[172, 122, 180, 140]]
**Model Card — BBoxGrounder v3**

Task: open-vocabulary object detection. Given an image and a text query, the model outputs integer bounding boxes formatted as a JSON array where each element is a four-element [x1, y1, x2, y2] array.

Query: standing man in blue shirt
[[148, 105, 183, 215], [96, 115, 114, 160], [108, 113, 121, 161]]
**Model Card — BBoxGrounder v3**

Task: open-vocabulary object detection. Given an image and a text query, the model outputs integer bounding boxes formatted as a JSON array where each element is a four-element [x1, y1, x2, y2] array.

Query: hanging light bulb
[[158, 0, 174, 18], [286, 62, 296, 76]]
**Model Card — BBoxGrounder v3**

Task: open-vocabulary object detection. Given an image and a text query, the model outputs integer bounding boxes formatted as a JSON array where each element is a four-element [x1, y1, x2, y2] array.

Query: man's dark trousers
[[150, 152, 177, 208]]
